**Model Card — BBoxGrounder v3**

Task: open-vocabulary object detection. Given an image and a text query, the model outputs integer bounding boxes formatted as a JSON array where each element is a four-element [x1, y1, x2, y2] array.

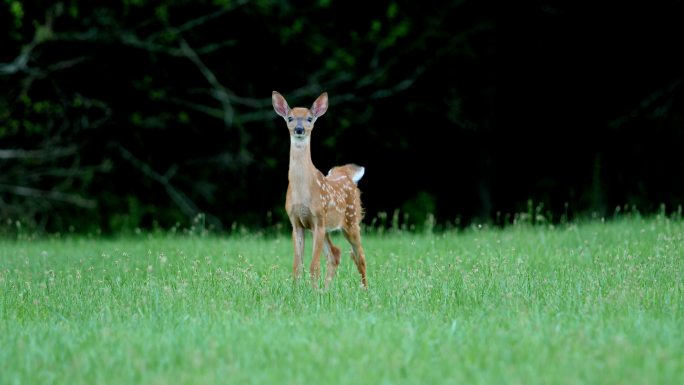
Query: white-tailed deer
[[272, 91, 368, 288]]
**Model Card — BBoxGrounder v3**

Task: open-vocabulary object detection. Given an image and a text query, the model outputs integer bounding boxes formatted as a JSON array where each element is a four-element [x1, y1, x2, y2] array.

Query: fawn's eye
[[287, 117, 293, 122], [307, 117, 313, 123]]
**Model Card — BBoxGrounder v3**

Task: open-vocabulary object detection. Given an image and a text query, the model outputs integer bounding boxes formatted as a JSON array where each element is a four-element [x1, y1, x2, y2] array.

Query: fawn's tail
[[327, 164, 365, 184]]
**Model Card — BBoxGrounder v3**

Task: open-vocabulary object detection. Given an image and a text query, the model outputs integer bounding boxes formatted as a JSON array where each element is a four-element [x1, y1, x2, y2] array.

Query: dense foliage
[[1, 1, 683, 232]]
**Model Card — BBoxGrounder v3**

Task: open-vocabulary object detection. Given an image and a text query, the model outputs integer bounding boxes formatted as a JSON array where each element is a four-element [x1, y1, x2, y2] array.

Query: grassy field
[[1, 216, 682, 385]]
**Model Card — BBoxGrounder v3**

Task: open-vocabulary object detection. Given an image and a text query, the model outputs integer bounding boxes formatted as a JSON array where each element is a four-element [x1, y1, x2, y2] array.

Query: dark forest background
[[1, 0, 683, 233]]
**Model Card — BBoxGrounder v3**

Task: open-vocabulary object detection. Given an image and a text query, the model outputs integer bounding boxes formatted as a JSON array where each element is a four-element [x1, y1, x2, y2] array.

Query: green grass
[[1, 217, 682, 385]]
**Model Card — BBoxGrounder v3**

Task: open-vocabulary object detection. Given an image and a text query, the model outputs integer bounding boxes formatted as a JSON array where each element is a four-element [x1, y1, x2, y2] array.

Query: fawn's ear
[[311, 92, 328, 119], [272, 91, 290, 118]]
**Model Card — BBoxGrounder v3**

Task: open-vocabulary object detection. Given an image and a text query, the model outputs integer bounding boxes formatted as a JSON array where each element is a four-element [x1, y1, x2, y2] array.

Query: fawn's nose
[[294, 126, 304, 135]]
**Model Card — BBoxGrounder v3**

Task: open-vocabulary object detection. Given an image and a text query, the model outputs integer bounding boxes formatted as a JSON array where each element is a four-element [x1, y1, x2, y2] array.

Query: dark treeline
[[1, 1, 683, 233]]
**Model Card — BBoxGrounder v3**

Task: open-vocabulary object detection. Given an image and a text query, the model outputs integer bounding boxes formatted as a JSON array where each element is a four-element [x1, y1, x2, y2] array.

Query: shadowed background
[[1, 0, 683, 233]]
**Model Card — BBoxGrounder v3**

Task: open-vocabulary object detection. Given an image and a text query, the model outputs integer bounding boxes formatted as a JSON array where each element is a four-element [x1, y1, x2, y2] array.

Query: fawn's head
[[272, 91, 328, 145]]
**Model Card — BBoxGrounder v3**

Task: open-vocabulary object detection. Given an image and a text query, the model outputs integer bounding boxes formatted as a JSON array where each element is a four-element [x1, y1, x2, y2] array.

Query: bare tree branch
[[117, 146, 223, 230], [0, 6, 58, 76], [176, 36, 236, 128], [0, 40, 39, 75], [368, 65, 427, 100], [119, 32, 187, 56], [0, 184, 96, 209], [147, 0, 252, 42], [166, 97, 225, 120], [610, 78, 683, 128], [0, 146, 77, 160]]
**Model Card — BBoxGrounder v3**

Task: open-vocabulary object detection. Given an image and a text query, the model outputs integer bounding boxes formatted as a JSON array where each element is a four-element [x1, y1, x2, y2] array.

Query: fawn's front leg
[[310, 222, 326, 287], [292, 225, 305, 281]]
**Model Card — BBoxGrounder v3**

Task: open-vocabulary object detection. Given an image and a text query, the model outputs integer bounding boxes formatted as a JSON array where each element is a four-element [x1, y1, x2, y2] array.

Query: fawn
[[272, 91, 368, 288]]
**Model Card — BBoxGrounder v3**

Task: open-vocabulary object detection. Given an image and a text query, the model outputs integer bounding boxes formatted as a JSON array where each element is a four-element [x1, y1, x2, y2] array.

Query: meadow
[[1, 216, 682, 385]]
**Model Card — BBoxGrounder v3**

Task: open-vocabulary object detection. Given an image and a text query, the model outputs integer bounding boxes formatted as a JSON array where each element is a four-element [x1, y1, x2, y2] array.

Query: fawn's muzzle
[[294, 127, 304, 135]]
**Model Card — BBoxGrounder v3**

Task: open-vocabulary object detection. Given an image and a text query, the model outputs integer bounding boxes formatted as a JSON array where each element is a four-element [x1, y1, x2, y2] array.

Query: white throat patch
[[290, 136, 310, 147]]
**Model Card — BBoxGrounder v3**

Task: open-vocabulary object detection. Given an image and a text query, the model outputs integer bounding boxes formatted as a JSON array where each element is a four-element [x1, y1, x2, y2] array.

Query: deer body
[[273, 91, 368, 288]]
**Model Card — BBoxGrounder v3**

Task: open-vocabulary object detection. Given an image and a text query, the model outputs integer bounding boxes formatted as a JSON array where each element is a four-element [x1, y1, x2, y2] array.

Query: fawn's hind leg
[[323, 233, 341, 288], [343, 227, 367, 288]]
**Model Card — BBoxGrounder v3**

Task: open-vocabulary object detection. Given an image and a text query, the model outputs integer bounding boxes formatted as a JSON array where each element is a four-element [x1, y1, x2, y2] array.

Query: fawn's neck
[[288, 141, 317, 188]]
